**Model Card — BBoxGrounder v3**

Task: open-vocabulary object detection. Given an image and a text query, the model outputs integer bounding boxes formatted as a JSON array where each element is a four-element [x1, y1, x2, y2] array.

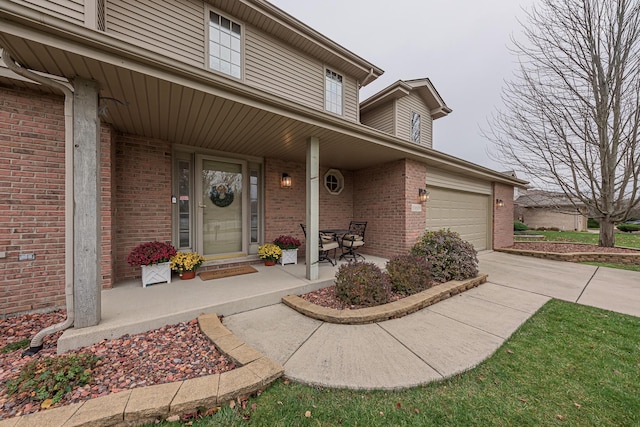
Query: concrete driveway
[[223, 251, 640, 390]]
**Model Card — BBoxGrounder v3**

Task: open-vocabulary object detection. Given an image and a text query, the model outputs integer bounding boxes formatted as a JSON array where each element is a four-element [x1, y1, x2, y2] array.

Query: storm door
[[195, 155, 247, 257]]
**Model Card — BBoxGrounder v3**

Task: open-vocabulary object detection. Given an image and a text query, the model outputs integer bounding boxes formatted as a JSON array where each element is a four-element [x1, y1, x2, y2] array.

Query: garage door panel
[[426, 188, 489, 250]]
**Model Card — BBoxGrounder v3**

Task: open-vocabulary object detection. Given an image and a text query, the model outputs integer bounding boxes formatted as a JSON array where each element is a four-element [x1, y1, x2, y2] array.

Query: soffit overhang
[[0, 15, 525, 187]]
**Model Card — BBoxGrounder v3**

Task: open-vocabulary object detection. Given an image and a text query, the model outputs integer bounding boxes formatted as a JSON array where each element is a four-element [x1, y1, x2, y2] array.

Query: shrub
[[386, 254, 433, 296], [587, 218, 600, 228], [6, 353, 98, 404], [410, 229, 478, 283], [617, 223, 640, 233], [334, 262, 391, 307], [514, 221, 529, 232]]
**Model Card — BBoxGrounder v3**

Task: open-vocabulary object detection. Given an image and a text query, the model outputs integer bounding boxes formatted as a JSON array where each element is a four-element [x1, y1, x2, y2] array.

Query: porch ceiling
[[0, 33, 410, 170]]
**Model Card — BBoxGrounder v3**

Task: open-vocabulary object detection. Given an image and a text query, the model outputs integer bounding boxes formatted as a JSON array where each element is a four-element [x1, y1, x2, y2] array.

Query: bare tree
[[486, 0, 640, 246]]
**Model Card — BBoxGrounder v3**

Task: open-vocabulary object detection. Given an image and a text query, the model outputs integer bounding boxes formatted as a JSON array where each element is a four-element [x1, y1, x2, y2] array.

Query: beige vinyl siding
[[396, 93, 433, 148], [342, 75, 358, 122], [15, 0, 84, 25], [106, 0, 205, 67], [426, 167, 492, 195], [244, 28, 323, 111], [245, 28, 359, 122], [360, 100, 395, 135]]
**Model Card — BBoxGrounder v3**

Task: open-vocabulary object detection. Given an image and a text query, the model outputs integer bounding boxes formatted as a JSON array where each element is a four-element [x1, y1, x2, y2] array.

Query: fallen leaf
[[556, 414, 564, 420], [396, 402, 402, 408], [251, 403, 257, 411], [414, 408, 420, 414], [284, 379, 290, 385], [518, 398, 527, 403], [305, 410, 312, 418], [506, 349, 514, 354], [204, 407, 220, 416], [229, 400, 236, 409], [380, 412, 384, 416], [574, 403, 582, 409], [41, 399, 53, 409], [277, 401, 283, 405]]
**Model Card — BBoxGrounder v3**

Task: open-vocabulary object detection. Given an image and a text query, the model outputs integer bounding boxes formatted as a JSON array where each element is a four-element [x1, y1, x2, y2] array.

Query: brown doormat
[[199, 266, 258, 281]]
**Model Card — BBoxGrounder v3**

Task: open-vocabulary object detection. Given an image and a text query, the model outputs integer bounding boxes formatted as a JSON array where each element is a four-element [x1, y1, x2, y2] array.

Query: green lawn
[[515, 230, 640, 249], [159, 300, 640, 426]]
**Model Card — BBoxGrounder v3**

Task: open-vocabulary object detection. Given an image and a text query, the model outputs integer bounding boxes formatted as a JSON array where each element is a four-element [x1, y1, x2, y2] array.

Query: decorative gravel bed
[[299, 286, 406, 310], [510, 242, 639, 253], [0, 310, 235, 420]]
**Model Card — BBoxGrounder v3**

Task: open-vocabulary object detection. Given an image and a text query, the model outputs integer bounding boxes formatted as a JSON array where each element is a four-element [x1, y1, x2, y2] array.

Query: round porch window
[[324, 169, 344, 195]]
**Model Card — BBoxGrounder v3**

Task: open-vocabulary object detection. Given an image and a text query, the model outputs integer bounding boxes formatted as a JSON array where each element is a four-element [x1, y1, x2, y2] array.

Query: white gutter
[[1, 48, 75, 355]]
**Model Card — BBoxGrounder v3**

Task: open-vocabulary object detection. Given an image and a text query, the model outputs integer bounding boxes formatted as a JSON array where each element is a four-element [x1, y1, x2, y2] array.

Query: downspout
[[1, 49, 75, 355]]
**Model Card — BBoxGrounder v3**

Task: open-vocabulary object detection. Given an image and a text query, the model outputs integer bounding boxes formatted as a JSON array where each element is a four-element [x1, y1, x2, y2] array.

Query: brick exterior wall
[[0, 87, 118, 317], [114, 134, 172, 282], [100, 124, 116, 289], [493, 182, 514, 249], [354, 159, 427, 257], [0, 87, 66, 316], [264, 158, 354, 251]]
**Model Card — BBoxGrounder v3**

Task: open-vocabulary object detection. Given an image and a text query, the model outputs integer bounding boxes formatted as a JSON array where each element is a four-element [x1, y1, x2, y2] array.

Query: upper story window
[[411, 111, 421, 143], [209, 11, 242, 79], [325, 69, 343, 115]]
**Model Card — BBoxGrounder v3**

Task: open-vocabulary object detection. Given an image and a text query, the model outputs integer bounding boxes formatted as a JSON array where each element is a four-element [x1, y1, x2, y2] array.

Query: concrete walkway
[[223, 251, 640, 390]]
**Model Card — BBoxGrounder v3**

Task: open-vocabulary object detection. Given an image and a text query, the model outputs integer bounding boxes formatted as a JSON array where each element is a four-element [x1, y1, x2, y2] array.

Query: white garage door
[[426, 187, 490, 250]]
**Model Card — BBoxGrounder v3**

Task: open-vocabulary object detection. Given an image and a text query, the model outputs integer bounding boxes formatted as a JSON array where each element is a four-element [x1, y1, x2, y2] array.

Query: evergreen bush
[[386, 254, 433, 296], [334, 262, 391, 307], [410, 229, 478, 283]]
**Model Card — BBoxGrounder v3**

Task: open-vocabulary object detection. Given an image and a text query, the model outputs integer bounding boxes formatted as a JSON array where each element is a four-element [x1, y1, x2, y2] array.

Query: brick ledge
[[282, 274, 488, 325], [497, 248, 640, 265]]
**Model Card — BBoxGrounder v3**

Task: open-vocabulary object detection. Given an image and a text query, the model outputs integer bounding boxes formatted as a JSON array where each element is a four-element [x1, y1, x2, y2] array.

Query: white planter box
[[141, 262, 172, 287], [279, 249, 298, 265]]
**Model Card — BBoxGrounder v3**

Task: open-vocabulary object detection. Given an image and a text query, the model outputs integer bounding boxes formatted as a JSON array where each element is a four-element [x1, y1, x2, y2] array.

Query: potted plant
[[273, 235, 302, 265], [126, 241, 177, 287], [258, 243, 282, 266], [170, 251, 205, 280]]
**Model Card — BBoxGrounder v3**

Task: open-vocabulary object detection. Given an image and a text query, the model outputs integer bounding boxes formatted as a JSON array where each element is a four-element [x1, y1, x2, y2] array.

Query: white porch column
[[73, 78, 101, 328], [306, 136, 319, 280]]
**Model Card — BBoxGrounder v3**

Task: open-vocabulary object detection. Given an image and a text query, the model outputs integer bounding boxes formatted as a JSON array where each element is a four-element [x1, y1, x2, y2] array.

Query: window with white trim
[[325, 69, 343, 115], [209, 11, 242, 79], [324, 169, 344, 195], [411, 111, 421, 143]]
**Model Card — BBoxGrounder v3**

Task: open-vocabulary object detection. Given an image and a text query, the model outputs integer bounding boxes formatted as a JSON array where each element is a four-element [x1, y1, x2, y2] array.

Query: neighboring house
[[515, 190, 588, 231], [0, 0, 526, 323]]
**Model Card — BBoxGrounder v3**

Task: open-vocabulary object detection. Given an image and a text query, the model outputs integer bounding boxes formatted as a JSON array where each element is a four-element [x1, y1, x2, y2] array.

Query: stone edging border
[[0, 314, 283, 427], [282, 274, 488, 324], [497, 246, 640, 265]]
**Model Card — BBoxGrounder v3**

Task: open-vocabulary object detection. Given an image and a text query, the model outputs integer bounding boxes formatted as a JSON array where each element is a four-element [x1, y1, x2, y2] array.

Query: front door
[[196, 155, 247, 257]]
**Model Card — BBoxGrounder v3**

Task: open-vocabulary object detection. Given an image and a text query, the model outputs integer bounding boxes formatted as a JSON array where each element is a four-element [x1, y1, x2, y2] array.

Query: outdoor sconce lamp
[[496, 199, 505, 208], [419, 188, 430, 202], [281, 173, 292, 188]]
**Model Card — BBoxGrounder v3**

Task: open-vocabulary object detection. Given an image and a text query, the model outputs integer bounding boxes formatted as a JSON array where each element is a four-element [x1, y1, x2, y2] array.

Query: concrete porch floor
[[56, 255, 388, 353]]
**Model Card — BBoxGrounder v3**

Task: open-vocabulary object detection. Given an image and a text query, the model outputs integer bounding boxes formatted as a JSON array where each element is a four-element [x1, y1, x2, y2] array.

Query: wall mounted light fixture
[[419, 188, 430, 202], [496, 199, 504, 208], [281, 173, 292, 188]]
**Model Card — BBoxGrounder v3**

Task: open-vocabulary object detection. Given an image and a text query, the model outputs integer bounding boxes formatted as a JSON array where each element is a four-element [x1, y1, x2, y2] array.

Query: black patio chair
[[300, 224, 340, 266], [339, 221, 367, 261]]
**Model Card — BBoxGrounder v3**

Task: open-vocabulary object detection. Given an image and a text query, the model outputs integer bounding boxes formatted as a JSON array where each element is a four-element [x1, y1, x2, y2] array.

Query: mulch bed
[[300, 287, 409, 310], [510, 242, 639, 253], [0, 310, 235, 420]]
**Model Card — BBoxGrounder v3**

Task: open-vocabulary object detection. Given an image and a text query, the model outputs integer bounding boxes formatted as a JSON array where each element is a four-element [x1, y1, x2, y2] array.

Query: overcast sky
[[269, 0, 534, 172]]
